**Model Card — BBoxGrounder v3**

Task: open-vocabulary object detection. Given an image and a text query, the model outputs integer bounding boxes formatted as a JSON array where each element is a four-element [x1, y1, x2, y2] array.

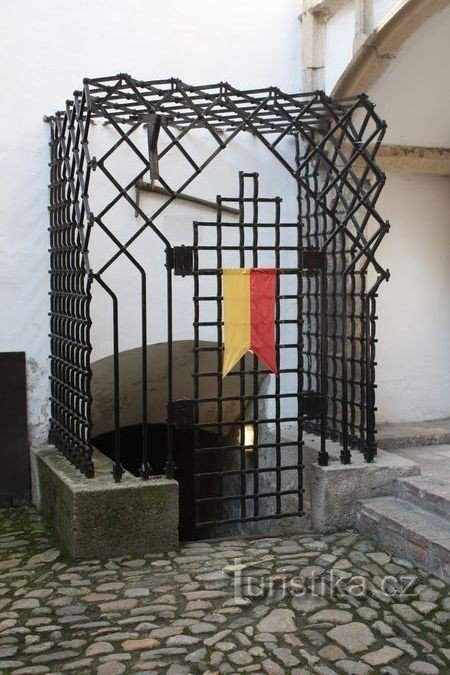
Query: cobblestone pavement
[[0, 509, 449, 674]]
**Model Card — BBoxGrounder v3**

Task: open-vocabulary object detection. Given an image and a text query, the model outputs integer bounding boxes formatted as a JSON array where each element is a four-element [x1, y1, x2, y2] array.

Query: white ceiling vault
[[299, 0, 450, 173], [368, 3, 450, 148]]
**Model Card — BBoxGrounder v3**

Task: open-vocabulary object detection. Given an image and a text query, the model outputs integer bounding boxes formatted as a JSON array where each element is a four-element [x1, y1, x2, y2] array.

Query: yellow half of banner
[[222, 269, 250, 377]]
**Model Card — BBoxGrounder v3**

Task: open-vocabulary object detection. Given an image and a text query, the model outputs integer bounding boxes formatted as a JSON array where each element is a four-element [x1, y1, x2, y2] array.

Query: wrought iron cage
[[47, 75, 389, 489]]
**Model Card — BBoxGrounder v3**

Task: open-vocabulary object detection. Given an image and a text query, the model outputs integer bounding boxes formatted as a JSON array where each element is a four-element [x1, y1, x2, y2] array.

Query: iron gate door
[[171, 173, 327, 534]]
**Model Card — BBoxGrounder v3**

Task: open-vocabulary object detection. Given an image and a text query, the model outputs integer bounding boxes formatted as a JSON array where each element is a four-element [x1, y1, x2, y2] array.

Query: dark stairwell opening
[[90, 342, 255, 540], [92, 423, 221, 541]]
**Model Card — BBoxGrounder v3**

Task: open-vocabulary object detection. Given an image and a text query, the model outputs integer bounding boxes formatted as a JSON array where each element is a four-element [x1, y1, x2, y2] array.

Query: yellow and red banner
[[222, 268, 278, 377]]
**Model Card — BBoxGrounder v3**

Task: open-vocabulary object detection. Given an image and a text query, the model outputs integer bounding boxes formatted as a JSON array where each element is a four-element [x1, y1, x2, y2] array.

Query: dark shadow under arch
[[91, 340, 260, 437]]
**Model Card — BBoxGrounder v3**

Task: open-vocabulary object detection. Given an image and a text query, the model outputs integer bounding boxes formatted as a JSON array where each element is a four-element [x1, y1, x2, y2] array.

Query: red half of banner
[[250, 268, 278, 376]]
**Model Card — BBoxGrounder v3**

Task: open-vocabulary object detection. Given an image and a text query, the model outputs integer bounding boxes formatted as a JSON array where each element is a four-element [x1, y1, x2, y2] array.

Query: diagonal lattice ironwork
[[47, 75, 389, 484]]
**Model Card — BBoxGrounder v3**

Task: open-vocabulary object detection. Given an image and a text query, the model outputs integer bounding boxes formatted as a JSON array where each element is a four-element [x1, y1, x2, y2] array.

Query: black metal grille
[[48, 94, 94, 477], [47, 75, 389, 487], [296, 97, 390, 462], [192, 173, 309, 527]]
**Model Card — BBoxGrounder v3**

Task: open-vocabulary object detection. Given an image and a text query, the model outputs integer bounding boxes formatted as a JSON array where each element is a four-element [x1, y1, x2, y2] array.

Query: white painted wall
[[371, 0, 402, 28], [376, 173, 450, 422], [316, 0, 450, 422], [0, 0, 301, 444], [369, 4, 450, 147], [367, 6, 450, 422]]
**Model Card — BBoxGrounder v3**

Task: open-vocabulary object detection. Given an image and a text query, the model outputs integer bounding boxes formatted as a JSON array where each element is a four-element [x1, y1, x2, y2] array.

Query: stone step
[[355, 495, 450, 583], [377, 418, 450, 450], [395, 475, 450, 520]]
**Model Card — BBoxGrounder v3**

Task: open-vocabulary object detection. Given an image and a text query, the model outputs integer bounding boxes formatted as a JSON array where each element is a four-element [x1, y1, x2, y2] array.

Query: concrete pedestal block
[[309, 443, 420, 533], [32, 446, 178, 559]]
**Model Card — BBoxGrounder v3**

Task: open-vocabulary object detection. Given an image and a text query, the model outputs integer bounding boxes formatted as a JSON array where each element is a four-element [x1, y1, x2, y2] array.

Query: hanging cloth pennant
[[222, 268, 278, 377]]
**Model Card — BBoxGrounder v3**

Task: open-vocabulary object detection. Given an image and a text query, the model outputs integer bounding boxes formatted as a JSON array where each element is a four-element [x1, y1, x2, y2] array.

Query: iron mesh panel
[[296, 96, 389, 461], [192, 173, 306, 527], [48, 91, 94, 476], [47, 75, 389, 480]]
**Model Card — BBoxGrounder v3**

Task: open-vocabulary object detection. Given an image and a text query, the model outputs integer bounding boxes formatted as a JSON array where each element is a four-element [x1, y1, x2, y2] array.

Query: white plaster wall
[[369, 4, 450, 147], [367, 5, 450, 422], [376, 173, 450, 422], [0, 0, 301, 444], [317, 1, 450, 423], [371, 0, 402, 28]]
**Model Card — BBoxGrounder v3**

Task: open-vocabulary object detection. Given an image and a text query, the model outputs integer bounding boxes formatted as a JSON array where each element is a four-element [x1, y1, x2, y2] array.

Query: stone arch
[[90, 341, 258, 437], [332, 0, 450, 97]]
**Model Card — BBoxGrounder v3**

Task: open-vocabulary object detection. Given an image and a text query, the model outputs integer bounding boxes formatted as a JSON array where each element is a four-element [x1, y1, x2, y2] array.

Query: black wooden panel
[[0, 352, 31, 506]]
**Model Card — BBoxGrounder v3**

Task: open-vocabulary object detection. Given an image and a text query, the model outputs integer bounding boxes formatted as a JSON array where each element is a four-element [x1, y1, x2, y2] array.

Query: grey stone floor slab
[[383, 444, 450, 483], [378, 418, 450, 449], [0, 508, 449, 674]]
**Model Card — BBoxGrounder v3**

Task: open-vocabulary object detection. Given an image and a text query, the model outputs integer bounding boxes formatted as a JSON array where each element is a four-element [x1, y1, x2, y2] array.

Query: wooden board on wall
[[0, 352, 31, 506]]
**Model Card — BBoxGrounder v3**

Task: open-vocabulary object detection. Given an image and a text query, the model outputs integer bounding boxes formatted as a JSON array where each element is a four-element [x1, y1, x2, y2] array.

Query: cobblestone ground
[[0, 509, 449, 675]]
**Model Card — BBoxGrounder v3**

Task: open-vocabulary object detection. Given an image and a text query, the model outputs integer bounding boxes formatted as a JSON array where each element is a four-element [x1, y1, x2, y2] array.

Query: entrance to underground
[[93, 423, 221, 541]]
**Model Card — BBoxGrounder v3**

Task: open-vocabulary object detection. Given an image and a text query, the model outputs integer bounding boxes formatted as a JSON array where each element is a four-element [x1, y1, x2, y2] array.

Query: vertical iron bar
[[216, 198, 225, 521], [318, 253, 329, 466], [85, 275, 94, 478], [251, 175, 259, 519], [193, 223, 200, 525], [274, 196, 282, 516], [349, 271, 357, 447], [146, 113, 161, 181], [340, 270, 351, 461], [165, 247, 175, 479], [295, 144, 305, 510], [359, 272, 367, 448], [238, 172, 246, 521], [140, 275, 150, 479], [94, 276, 123, 482]]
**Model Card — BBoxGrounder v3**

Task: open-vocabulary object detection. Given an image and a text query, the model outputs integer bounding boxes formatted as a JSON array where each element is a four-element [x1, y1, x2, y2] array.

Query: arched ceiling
[[368, 3, 450, 146], [333, 0, 450, 147], [91, 341, 263, 436]]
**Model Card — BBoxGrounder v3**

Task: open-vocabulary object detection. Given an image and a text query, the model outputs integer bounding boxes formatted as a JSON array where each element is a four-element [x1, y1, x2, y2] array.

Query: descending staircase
[[356, 475, 450, 582]]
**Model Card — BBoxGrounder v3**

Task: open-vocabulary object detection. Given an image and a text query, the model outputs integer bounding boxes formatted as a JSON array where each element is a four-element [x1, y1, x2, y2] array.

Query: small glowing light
[[239, 424, 254, 452]]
